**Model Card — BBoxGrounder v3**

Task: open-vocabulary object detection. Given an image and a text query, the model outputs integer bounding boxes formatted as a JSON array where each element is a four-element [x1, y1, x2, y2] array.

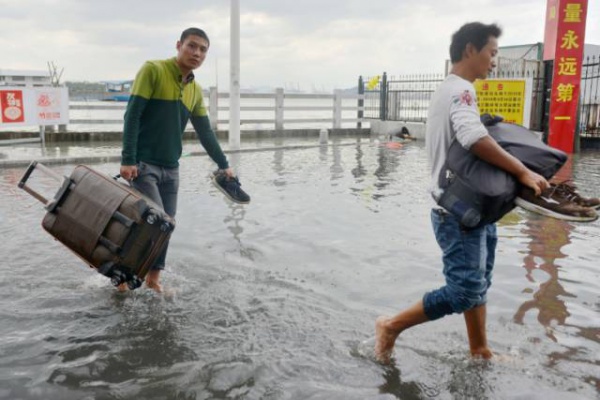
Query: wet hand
[[222, 167, 235, 178], [120, 165, 138, 181], [518, 170, 549, 196]]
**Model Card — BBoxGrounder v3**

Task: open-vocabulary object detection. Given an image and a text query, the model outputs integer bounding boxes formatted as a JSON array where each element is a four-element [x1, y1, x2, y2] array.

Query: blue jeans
[[423, 209, 498, 321], [132, 161, 179, 270]]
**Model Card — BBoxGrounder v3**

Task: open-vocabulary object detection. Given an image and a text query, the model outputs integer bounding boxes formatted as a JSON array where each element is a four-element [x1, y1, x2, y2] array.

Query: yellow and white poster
[[474, 78, 532, 128]]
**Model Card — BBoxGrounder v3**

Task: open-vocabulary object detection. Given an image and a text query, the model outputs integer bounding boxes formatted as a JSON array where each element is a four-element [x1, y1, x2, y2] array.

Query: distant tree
[[65, 81, 106, 101]]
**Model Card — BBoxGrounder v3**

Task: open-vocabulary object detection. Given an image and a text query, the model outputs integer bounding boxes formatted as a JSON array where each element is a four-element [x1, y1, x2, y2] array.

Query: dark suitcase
[[18, 161, 175, 290]]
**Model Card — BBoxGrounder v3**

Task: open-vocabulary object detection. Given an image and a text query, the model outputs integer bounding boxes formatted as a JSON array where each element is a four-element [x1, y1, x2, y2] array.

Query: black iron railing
[[359, 55, 600, 139]]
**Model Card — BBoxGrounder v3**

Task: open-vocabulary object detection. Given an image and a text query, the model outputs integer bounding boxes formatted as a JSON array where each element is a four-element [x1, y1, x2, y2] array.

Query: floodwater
[[0, 139, 599, 399]]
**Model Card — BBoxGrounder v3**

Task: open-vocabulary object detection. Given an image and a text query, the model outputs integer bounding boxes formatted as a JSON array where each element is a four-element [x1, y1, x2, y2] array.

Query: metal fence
[[0, 88, 369, 147], [580, 55, 600, 138], [360, 55, 600, 139], [57, 89, 367, 132], [360, 72, 443, 122], [385, 73, 444, 122], [488, 58, 545, 132]]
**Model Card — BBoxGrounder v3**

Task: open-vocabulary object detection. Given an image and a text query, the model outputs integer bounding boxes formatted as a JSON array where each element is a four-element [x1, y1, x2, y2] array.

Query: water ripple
[[1, 142, 599, 399]]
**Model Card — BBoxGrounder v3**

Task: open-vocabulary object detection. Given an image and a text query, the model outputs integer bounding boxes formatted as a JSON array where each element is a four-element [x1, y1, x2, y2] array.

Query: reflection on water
[[329, 140, 344, 182], [514, 216, 574, 342], [46, 295, 199, 397], [351, 139, 368, 180], [0, 143, 599, 399], [514, 212, 600, 392], [378, 364, 429, 399]]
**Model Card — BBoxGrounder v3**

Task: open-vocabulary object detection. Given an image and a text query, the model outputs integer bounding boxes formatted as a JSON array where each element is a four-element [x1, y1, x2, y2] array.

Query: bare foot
[[374, 316, 398, 364], [145, 270, 163, 293], [146, 281, 163, 293], [116, 282, 128, 292], [470, 347, 494, 360]]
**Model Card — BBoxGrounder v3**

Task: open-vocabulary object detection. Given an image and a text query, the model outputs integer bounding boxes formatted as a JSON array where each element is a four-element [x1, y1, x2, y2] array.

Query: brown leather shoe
[[516, 185, 598, 222], [553, 181, 600, 209]]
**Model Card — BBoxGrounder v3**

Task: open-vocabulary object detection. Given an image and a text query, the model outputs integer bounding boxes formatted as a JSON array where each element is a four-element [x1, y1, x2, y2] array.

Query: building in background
[[365, 41, 599, 147], [0, 69, 51, 87], [101, 80, 133, 102]]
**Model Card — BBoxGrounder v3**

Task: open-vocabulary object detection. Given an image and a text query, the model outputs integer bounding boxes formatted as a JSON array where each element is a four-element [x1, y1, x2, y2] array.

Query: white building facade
[[0, 69, 52, 87]]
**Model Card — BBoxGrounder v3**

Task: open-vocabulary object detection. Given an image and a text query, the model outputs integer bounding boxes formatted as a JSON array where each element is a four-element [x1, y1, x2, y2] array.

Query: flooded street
[[0, 139, 599, 399]]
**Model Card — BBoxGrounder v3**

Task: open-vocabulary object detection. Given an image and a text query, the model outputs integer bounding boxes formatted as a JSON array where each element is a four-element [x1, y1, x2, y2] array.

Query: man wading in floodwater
[[374, 22, 549, 363], [119, 28, 248, 292]]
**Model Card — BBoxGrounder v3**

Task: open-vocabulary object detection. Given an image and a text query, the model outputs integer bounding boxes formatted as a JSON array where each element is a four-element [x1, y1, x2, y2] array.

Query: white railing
[[68, 87, 367, 131]]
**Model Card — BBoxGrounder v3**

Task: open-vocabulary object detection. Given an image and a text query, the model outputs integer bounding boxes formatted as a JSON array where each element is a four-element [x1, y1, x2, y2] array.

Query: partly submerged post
[[39, 125, 46, 147], [379, 72, 387, 121], [319, 128, 328, 144], [275, 88, 284, 131], [333, 89, 342, 129], [229, 0, 241, 149]]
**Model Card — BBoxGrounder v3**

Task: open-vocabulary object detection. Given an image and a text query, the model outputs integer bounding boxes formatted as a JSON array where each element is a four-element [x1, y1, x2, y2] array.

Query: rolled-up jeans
[[132, 161, 179, 270], [423, 209, 498, 321]]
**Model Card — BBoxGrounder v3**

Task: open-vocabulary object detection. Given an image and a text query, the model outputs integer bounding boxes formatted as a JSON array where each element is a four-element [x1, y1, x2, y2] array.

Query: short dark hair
[[449, 22, 501, 63], [180, 27, 210, 46]]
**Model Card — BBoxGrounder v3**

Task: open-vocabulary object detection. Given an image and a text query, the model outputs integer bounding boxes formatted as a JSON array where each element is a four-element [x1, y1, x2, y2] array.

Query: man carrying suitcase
[[120, 27, 248, 292], [374, 22, 549, 363]]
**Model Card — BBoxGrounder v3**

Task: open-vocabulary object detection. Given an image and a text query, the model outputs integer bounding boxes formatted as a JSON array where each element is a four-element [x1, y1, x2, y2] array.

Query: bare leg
[[464, 304, 493, 359], [145, 270, 163, 293], [116, 282, 128, 292], [375, 300, 430, 363]]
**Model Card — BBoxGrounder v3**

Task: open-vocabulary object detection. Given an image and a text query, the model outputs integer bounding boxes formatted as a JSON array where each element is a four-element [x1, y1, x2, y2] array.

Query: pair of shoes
[[211, 170, 250, 204], [552, 180, 600, 209], [515, 184, 598, 222]]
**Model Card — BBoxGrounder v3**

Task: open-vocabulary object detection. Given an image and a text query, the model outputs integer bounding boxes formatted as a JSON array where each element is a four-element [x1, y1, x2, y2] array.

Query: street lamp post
[[229, 0, 241, 150]]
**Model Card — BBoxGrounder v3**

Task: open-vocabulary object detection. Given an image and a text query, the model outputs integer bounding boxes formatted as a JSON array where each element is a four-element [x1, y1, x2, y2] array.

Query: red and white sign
[[545, 0, 588, 153], [35, 89, 67, 124], [0, 87, 69, 127], [0, 90, 26, 123]]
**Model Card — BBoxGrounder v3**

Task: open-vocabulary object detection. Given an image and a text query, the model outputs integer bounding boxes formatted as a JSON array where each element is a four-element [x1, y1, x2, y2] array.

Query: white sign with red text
[[0, 87, 69, 127]]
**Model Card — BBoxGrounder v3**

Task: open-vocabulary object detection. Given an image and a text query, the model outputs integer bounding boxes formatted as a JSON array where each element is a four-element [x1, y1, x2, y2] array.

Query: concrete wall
[[370, 121, 549, 143]]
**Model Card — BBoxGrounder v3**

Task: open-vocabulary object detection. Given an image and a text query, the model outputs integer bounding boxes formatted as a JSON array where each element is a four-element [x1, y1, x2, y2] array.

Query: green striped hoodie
[[121, 57, 228, 169]]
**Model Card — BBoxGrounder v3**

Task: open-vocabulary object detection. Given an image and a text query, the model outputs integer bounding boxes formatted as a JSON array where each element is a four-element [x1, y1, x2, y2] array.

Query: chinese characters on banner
[[546, 0, 588, 153], [0, 87, 69, 127], [474, 79, 528, 126], [0, 90, 26, 123]]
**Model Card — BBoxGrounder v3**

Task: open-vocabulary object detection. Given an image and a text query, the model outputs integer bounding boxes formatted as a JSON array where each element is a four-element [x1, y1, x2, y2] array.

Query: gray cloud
[[0, 0, 598, 90]]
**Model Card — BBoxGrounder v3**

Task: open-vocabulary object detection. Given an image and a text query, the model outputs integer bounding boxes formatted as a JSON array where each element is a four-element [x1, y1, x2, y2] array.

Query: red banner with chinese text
[[547, 0, 588, 153], [0, 90, 26, 123]]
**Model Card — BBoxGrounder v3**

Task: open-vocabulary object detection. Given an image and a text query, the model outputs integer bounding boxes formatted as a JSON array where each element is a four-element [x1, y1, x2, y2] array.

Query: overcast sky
[[1, 0, 598, 91]]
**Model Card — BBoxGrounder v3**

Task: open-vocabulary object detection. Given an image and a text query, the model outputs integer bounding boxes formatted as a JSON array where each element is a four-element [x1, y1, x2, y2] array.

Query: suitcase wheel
[[146, 212, 158, 225], [127, 276, 143, 290], [110, 269, 127, 286], [160, 221, 173, 232]]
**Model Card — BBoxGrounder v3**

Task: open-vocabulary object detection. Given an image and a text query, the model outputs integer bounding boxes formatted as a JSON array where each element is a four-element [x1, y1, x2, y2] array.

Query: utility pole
[[229, 0, 241, 150]]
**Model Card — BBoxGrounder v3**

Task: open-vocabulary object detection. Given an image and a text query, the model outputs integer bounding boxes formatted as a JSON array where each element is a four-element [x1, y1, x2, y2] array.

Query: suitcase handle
[[18, 161, 39, 189], [113, 174, 134, 187], [46, 178, 74, 212], [18, 161, 70, 206]]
